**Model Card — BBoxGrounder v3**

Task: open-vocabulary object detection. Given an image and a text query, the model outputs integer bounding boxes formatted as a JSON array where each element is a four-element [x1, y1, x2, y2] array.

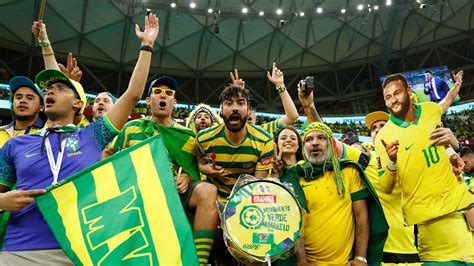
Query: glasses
[[152, 87, 175, 97], [42, 85, 80, 99]]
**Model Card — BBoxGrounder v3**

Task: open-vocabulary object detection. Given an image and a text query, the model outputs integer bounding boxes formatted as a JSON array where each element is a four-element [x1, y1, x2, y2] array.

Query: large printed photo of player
[[380, 66, 460, 104]]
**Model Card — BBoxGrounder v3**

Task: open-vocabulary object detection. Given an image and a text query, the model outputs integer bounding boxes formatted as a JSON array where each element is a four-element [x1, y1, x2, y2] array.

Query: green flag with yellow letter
[[35, 134, 198, 265]]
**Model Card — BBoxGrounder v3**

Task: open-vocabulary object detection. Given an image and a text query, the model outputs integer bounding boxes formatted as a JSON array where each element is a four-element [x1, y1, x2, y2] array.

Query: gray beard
[[304, 148, 329, 165]]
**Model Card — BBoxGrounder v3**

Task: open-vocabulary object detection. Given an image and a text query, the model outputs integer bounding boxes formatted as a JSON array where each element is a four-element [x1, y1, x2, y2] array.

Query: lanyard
[[44, 136, 66, 185]]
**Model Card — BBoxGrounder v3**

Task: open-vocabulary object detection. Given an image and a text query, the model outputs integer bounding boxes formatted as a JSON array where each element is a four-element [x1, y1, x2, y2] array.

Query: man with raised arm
[[230, 64, 299, 137], [375, 73, 472, 262], [0, 13, 159, 264]]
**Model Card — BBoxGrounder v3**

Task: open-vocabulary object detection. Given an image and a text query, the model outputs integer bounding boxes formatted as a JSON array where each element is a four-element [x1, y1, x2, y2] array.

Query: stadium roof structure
[[0, 0, 473, 114]]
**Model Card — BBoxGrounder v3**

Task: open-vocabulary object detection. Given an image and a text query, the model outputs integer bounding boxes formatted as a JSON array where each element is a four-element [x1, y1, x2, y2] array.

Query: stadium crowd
[[81, 96, 474, 142], [0, 12, 472, 266]]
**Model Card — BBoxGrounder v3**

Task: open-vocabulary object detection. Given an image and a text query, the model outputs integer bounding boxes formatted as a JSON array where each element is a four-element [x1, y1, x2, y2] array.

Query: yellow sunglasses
[[152, 87, 175, 97]]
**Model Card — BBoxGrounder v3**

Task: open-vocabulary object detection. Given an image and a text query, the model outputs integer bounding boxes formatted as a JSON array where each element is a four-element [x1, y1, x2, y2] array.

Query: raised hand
[[59, 53, 82, 82], [298, 82, 314, 107], [272, 149, 284, 175], [452, 70, 463, 84], [32, 20, 48, 41], [230, 69, 245, 88], [381, 139, 399, 163], [135, 13, 159, 47], [267, 62, 284, 88], [0, 189, 46, 212]]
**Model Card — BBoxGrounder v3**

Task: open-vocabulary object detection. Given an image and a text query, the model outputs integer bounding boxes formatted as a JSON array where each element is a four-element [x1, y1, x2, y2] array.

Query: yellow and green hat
[[35, 69, 87, 115]]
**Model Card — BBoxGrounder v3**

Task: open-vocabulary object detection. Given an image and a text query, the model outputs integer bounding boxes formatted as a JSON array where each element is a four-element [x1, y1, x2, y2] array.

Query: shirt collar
[[0, 115, 45, 133], [389, 104, 422, 128]]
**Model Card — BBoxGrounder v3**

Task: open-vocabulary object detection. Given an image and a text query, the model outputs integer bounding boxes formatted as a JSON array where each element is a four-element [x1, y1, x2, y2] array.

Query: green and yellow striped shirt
[[111, 117, 191, 151], [260, 119, 284, 139], [196, 123, 275, 201]]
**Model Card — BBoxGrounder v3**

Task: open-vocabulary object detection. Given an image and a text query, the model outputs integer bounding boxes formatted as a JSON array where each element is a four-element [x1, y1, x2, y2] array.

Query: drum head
[[223, 180, 302, 262]]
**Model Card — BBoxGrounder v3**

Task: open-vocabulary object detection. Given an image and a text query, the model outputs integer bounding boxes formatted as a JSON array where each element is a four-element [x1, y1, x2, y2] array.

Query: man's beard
[[222, 112, 248, 132], [14, 110, 39, 122], [390, 100, 410, 119], [304, 147, 329, 166]]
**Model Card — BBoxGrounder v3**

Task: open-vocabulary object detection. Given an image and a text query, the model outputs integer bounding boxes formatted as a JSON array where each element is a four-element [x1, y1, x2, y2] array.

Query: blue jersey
[[0, 115, 118, 251]]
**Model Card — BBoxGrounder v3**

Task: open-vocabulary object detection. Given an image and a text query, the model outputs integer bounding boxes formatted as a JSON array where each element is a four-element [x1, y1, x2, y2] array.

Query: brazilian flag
[[35, 134, 198, 265]]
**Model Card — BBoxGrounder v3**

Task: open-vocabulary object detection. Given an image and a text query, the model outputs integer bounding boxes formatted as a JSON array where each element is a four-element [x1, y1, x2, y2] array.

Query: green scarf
[[138, 118, 162, 139], [281, 159, 388, 265], [138, 119, 200, 181]]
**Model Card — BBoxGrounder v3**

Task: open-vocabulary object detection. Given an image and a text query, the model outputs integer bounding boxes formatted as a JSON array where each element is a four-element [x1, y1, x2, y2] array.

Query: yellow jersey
[[343, 145, 417, 254], [301, 164, 368, 264], [260, 119, 284, 139], [111, 117, 189, 151], [375, 102, 473, 225], [0, 117, 45, 148]]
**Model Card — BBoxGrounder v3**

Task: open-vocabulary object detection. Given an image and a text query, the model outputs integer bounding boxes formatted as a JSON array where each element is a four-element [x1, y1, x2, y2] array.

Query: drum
[[222, 176, 302, 264]]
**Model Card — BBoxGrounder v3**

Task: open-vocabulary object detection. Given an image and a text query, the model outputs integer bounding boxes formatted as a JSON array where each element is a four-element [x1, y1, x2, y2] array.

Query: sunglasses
[[152, 87, 175, 97]]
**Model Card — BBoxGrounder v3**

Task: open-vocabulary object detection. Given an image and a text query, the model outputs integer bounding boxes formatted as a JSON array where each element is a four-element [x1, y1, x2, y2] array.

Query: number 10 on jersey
[[422, 145, 440, 167]]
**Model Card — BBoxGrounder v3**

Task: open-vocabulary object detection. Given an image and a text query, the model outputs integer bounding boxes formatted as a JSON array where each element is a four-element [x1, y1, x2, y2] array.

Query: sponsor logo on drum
[[251, 194, 276, 204], [252, 233, 274, 244]]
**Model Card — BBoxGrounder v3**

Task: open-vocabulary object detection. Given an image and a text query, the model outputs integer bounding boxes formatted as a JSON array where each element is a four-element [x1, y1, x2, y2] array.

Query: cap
[[9, 76, 44, 100], [148, 76, 178, 96], [365, 111, 389, 130], [35, 69, 87, 115]]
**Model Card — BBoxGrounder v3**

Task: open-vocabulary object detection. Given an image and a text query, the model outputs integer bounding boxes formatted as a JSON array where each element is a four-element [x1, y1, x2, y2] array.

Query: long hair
[[274, 126, 304, 165]]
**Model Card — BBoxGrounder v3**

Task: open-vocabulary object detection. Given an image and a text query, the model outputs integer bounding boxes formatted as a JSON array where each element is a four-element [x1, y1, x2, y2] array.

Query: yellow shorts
[[418, 212, 472, 262]]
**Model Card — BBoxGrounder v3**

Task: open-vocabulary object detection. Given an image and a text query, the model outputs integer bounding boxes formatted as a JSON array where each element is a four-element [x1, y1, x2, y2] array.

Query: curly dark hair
[[219, 83, 250, 104]]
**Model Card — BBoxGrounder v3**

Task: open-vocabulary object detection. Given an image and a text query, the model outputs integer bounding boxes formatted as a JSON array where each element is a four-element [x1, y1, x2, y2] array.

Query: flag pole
[[38, 0, 47, 20]]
